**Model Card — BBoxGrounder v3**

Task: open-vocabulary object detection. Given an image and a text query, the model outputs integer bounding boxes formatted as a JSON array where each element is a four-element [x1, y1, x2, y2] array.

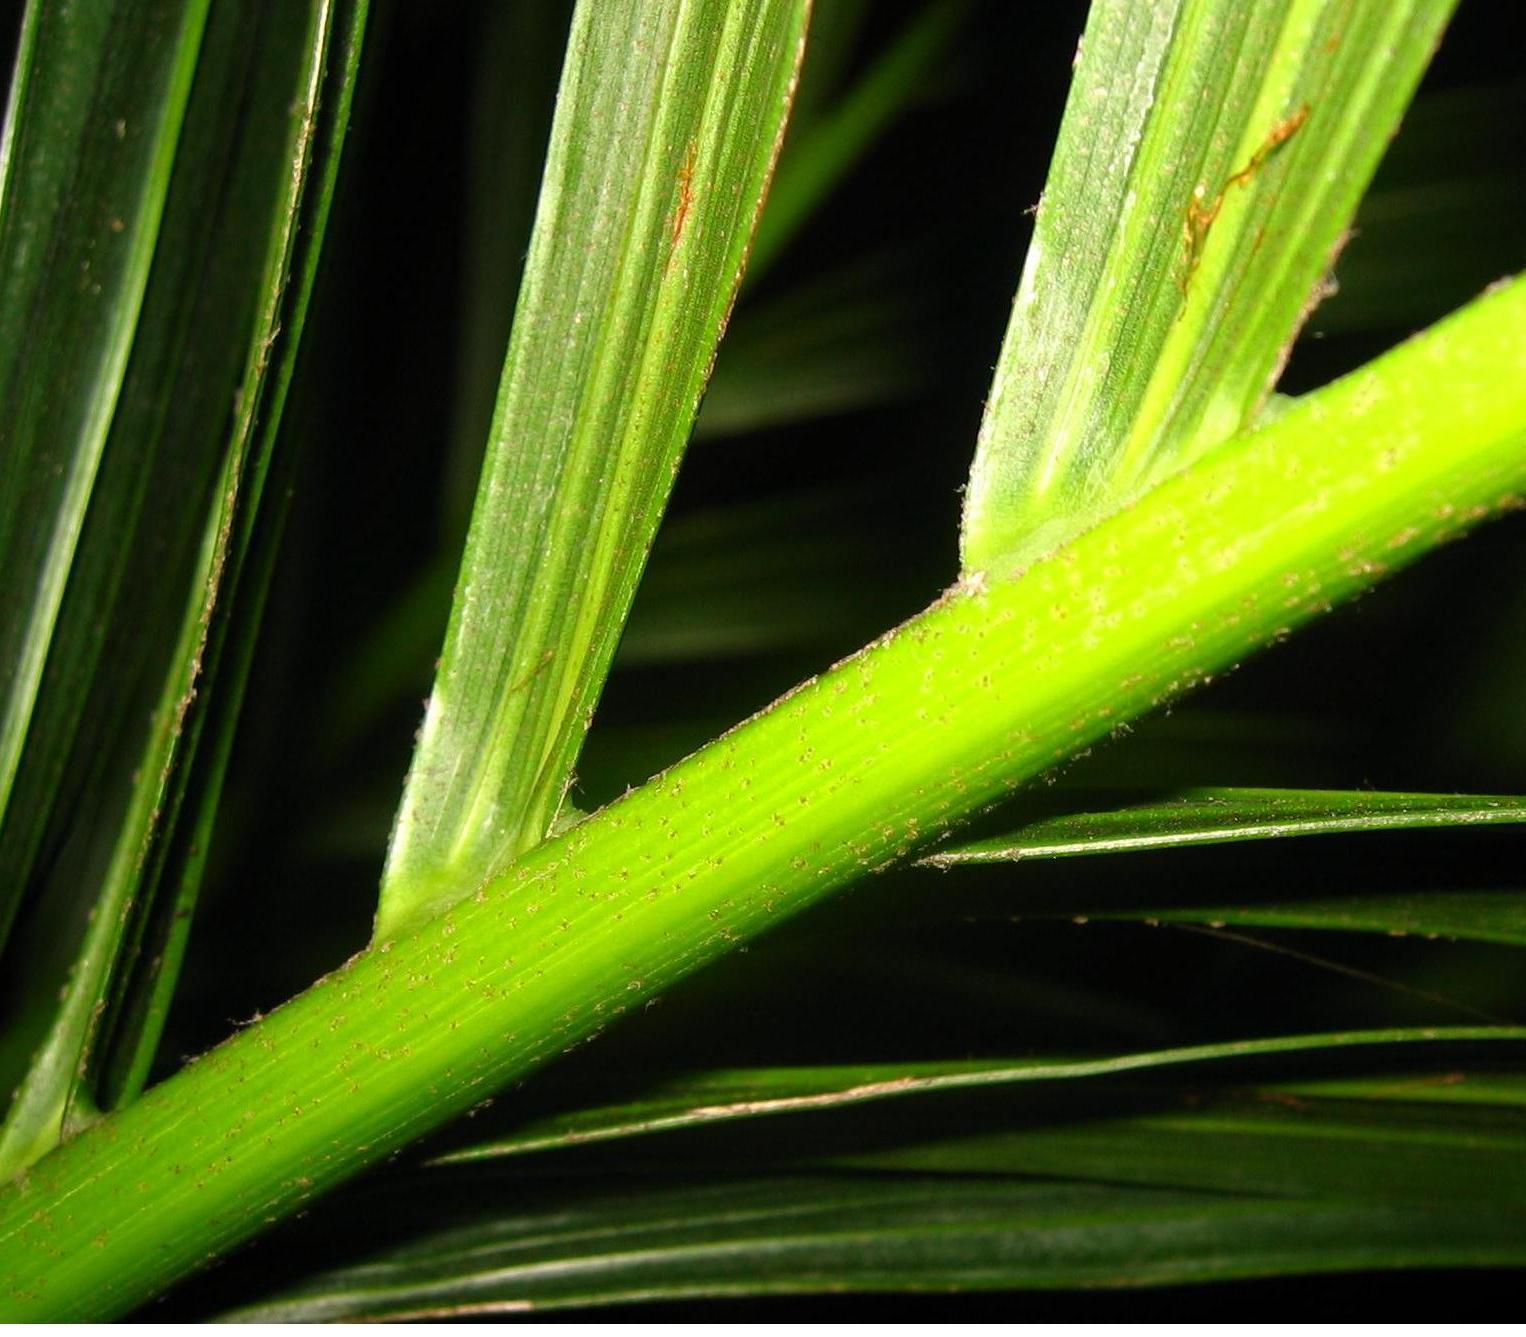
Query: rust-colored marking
[[671, 140, 698, 251], [1179, 104, 1311, 296], [1224, 103, 1310, 192]]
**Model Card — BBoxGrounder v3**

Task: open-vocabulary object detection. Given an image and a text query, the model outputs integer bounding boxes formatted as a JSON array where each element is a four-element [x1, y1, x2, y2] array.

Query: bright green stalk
[[1, 277, 1524, 1318]]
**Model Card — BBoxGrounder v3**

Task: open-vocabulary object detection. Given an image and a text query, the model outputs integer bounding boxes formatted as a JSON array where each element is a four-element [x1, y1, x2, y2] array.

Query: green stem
[[2, 278, 1524, 1318]]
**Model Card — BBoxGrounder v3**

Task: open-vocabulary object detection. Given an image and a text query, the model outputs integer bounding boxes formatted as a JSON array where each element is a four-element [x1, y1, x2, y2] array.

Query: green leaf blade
[[921, 788, 1526, 946], [0, 0, 212, 942], [84, 0, 372, 1111], [218, 1176, 1526, 1321], [431, 1027, 1526, 1163], [378, 0, 810, 937], [0, 0, 368, 1176], [1097, 891, 1526, 947], [925, 787, 1526, 864], [218, 1031, 1526, 1319], [961, 0, 1457, 576], [835, 1093, 1526, 1206]]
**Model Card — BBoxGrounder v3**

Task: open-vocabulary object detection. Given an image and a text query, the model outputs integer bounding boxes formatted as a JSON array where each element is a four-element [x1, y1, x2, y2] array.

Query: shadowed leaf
[[217, 1166, 1526, 1320], [924, 788, 1526, 865], [0, 0, 367, 1174], [430, 1026, 1526, 1163]]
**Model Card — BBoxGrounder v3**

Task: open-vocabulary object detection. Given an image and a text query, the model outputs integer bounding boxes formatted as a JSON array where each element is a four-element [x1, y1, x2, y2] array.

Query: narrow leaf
[[918, 790, 1526, 946], [218, 1175, 1526, 1321], [378, 0, 810, 936], [0, 0, 212, 946], [923, 788, 1526, 865], [961, 0, 1456, 575], [89, 2, 367, 1113], [821, 1086, 1526, 1207], [0, 0, 367, 1175], [221, 1034, 1526, 1318], [1094, 890, 1526, 947], [431, 1027, 1526, 1163]]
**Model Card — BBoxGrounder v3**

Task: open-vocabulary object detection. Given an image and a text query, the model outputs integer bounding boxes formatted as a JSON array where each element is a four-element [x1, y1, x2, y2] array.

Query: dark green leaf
[[0, 0, 212, 948], [430, 1027, 1526, 1163], [217, 1173, 1526, 1321], [1095, 891, 1526, 947], [830, 1080, 1526, 1205], [0, 0, 367, 1174], [924, 788, 1526, 865]]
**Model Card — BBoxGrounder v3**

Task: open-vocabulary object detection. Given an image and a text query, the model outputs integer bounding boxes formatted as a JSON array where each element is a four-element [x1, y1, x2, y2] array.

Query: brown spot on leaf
[[670, 140, 698, 253]]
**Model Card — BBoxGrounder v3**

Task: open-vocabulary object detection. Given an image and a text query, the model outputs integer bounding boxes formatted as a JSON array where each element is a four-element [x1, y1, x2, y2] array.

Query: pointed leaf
[[923, 788, 1526, 865], [918, 789, 1526, 946], [835, 1083, 1526, 1203], [431, 1027, 1526, 1163], [1095, 890, 1526, 947], [225, 1037, 1526, 1318]]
